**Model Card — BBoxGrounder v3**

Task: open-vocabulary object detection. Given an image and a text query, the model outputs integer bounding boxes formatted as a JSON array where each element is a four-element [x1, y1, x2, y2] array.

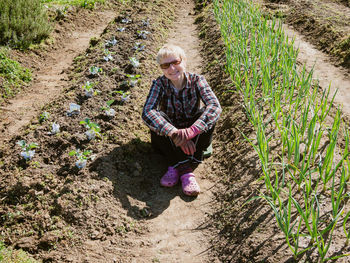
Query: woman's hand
[[180, 140, 196, 155], [178, 126, 201, 141], [171, 133, 187, 147], [169, 129, 187, 147]]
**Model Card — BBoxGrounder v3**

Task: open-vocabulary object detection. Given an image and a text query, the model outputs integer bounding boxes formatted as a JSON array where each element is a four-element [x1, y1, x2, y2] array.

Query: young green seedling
[[137, 30, 150, 40], [89, 66, 102, 76], [17, 140, 38, 161], [141, 19, 150, 27], [101, 99, 116, 117], [39, 111, 50, 123], [126, 74, 141, 87], [82, 81, 99, 98], [105, 36, 117, 48], [129, 57, 140, 68], [103, 49, 113, 62], [49, 122, 60, 135], [69, 149, 94, 169], [113, 90, 130, 103], [80, 118, 101, 140], [133, 42, 145, 51], [121, 17, 132, 24]]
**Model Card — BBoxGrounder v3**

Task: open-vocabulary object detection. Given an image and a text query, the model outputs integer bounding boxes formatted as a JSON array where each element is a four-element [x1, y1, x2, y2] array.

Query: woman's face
[[160, 54, 186, 83]]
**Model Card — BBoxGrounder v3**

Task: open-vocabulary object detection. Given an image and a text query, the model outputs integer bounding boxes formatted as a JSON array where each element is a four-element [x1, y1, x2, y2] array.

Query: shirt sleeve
[[142, 79, 176, 136], [192, 75, 222, 131]]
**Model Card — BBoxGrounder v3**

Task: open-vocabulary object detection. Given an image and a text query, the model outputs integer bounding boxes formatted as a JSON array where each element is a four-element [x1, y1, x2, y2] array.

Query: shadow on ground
[[90, 138, 193, 220]]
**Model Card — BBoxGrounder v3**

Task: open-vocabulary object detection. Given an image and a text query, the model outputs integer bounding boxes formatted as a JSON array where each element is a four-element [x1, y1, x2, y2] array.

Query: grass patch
[[41, 0, 106, 9], [0, 241, 40, 263], [0, 48, 32, 103]]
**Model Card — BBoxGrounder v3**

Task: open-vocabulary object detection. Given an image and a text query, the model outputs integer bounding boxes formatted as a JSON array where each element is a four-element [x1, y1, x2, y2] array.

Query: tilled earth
[[259, 0, 350, 69]]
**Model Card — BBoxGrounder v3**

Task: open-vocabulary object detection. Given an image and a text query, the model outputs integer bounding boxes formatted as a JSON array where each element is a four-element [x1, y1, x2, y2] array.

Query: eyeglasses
[[160, 58, 182, 69]]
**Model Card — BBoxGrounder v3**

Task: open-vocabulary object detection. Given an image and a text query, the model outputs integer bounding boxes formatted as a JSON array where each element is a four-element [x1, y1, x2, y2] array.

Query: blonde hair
[[156, 44, 187, 64]]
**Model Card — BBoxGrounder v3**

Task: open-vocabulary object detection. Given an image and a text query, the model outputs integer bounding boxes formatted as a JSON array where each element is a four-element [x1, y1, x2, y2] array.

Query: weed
[[0, 48, 32, 101]]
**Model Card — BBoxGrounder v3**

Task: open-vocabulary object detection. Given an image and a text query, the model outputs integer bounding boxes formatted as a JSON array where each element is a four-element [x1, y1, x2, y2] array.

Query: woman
[[142, 44, 221, 196]]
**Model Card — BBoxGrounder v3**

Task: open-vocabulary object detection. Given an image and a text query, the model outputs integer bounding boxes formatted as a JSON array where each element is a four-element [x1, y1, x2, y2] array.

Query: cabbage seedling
[[69, 149, 94, 169], [121, 18, 132, 24], [133, 42, 145, 51], [39, 111, 50, 123], [137, 30, 150, 40], [89, 66, 102, 76], [114, 90, 130, 103], [101, 99, 116, 117], [142, 19, 150, 27], [82, 81, 98, 98], [105, 36, 117, 47], [103, 49, 113, 62], [126, 74, 141, 87], [17, 140, 38, 161], [49, 122, 60, 135], [117, 27, 125, 32], [67, 103, 81, 116], [121, 92, 130, 103], [129, 57, 140, 68], [80, 118, 101, 140]]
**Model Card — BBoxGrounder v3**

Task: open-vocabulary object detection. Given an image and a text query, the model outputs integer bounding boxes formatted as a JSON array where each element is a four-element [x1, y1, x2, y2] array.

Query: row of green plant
[[17, 17, 146, 170], [214, 0, 350, 261]]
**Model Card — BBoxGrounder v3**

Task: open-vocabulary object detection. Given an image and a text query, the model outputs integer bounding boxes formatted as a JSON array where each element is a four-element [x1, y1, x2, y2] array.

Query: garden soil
[[0, 0, 350, 262]]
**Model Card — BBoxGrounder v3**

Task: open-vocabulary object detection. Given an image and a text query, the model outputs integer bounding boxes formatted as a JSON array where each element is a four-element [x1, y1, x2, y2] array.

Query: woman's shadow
[[90, 138, 181, 220]]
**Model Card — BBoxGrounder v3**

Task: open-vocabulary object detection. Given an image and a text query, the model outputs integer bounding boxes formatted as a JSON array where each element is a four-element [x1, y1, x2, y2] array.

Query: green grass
[[0, 241, 40, 263], [41, 0, 106, 9], [0, 48, 32, 102]]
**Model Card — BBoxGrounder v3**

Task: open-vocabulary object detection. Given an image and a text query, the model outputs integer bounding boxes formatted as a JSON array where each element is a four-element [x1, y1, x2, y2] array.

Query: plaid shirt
[[142, 72, 221, 136]]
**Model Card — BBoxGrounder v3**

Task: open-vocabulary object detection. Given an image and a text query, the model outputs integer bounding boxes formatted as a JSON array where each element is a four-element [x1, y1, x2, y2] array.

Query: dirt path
[[282, 24, 350, 117], [121, 1, 218, 262], [0, 9, 116, 142]]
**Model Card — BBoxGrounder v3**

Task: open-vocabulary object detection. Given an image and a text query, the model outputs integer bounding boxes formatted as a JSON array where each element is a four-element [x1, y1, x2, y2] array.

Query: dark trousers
[[150, 111, 214, 168]]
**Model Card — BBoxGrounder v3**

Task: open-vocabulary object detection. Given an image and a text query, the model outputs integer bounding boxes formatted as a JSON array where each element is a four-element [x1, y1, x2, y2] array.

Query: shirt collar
[[163, 72, 190, 91]]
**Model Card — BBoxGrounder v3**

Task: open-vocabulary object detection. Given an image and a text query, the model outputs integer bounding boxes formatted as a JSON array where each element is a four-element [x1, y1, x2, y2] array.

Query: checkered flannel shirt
[[142, 72, 222, 136]]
